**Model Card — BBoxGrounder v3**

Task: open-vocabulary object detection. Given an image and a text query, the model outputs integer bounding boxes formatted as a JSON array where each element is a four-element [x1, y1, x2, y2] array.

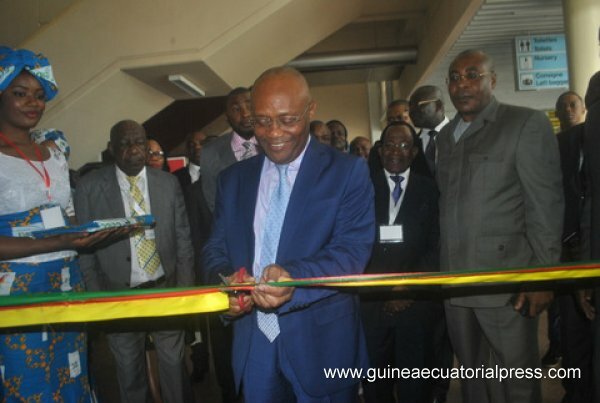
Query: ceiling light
[[168, 74, 205, 97]]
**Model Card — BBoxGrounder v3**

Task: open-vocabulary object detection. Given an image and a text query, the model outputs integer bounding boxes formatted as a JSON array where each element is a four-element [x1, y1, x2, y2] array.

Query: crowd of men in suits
[[71, 48, 600, 403]]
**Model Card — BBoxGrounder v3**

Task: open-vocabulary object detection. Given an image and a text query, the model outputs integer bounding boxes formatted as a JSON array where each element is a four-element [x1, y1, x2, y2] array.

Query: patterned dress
[[0, 148, 94, 402]]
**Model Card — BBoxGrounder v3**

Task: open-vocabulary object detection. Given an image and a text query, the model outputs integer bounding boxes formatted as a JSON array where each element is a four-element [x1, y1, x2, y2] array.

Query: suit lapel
[[460, 97, 499, 142], [220, 133, 237, 167], [147, 169, 163, 220], [100, 166, 127, 217], [395, 174, 419, 224], [277, 140, 325, 259], [240, 155, 263, 265]]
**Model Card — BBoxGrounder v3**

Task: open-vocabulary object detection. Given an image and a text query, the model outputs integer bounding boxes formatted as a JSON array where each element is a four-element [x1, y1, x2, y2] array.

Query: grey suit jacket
[[74, 165, 194, 291], [436, 97, 563, 307], [200, 132, 237, 212]]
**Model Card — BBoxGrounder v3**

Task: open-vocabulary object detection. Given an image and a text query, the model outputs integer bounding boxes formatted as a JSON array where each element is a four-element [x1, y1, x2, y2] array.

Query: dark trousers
[[559, 293, 593, 403], [546, 300, 562, 355], [361, 299, 442, 403], [431, 311, 453, 402], [208, 314, 238, 403]]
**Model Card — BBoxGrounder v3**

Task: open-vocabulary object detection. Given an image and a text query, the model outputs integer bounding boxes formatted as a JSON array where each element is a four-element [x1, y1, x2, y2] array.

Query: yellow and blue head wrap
[[0, 46, 58, 101]]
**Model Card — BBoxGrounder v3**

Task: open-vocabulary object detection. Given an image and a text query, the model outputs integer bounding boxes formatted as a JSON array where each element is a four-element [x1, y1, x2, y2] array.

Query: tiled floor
[[90, 311, 565, 402]]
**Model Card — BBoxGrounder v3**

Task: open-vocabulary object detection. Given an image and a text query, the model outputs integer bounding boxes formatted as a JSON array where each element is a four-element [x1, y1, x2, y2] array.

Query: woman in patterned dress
[[0, 47, 114, 402]]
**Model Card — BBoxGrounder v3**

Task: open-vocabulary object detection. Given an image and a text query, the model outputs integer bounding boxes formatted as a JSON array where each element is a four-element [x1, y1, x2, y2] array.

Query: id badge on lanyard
[[379, 225, 404, 243]]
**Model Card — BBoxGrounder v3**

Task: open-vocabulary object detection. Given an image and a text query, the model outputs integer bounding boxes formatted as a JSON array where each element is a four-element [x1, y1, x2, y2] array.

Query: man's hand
[[512, 291, 553, 317], [576, 289, 595, 320], [225, 268, 254, 317], [252, 264, 294, 310]]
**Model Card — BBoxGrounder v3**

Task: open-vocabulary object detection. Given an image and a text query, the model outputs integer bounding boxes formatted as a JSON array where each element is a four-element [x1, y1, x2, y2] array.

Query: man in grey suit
[[75, 120, 194, 403], [201, 86, 258, 212], [436, 50, 563, 403]]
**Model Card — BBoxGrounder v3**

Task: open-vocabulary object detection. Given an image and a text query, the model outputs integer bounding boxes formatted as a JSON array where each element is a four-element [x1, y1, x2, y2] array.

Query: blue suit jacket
[[203, 138, 375, 396]]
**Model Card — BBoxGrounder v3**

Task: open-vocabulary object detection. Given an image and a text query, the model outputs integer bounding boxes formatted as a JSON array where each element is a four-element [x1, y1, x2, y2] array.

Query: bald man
[[203, 67, 375, 401], [76, 120, 194, 403], [437, 50, 562, 403], [409, 85, 449, 177]]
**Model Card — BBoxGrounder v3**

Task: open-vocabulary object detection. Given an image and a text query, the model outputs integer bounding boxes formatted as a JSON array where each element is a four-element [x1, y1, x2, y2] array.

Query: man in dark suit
[[542, 91, 588, 372], [171, 130, 216, 277], [409, 85, 449, 177], [556, 117, 593, 403], [580, 70, 600, 402], [556, 91, 587, 132], [173, 130, 208, 189], [201, 87, 258, 212], [409, 84, 452, 403], [172, 130, 216, 383], [361, 121, 441, 403], [436, 50, 563, 403], [75, 120, 194, 403], [203, 66, 375, 401]]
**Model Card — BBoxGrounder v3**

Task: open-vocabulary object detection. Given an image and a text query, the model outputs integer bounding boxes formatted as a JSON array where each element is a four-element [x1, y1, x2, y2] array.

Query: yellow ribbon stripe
[[2, 262, 600, 328], [0, 289, 229, 328], [299, 265, 600, 288]]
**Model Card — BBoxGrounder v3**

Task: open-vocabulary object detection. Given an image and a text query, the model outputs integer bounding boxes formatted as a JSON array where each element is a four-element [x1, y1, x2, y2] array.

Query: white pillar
[[562, 0, 600, 96]]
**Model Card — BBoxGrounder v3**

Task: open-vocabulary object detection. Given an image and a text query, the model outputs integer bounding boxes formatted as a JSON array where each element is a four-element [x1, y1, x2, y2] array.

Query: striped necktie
[[241, 141, 255, 160], [390, 174, 404, 205], [126, 176, 160, 275]]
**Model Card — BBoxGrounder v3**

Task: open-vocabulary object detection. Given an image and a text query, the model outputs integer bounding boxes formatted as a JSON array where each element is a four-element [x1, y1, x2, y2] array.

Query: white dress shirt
[[384, 167, 410, 225], [115, 166, 165, 287]]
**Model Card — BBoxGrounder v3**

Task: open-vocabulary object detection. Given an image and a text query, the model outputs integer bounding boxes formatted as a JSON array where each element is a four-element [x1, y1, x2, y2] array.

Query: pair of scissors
[[219, 267, 249, 311]]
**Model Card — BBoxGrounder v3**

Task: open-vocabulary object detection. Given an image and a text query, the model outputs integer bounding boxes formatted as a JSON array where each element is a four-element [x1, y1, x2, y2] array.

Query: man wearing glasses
[[203, 66, 375, 401], [361, 121, 441, 403], [436, 49, 563, 403]]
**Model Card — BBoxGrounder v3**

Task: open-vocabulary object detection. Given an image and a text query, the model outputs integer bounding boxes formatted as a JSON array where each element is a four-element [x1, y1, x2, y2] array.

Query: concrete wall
[[20, 0, 362, 168], [310, 83, 370, 142]]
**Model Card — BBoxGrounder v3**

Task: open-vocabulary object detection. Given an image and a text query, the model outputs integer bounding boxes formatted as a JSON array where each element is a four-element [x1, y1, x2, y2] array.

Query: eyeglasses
[[252, 104, 310, 129], [446, 71, 492, 84], [410, 98, 439, 110], [383, 142, 412, 152], [148, 150, 165, 158]]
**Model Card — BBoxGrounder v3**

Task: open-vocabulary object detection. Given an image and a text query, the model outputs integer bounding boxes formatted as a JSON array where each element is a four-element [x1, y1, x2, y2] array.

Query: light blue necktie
[[256, 164, 291, 342]]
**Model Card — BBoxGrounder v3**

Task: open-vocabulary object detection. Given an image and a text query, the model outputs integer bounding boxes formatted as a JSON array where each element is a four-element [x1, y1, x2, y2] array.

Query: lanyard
[[0, 132, 52, 201]]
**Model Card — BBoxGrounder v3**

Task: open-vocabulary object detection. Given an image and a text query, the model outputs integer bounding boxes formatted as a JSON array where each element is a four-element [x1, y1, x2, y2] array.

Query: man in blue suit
[[203, 66, 375, 401]]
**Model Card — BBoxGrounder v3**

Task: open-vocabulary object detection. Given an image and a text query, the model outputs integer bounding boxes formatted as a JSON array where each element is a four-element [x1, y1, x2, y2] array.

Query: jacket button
[[498, 245, 505, 251], [126, 257, 131, 262]]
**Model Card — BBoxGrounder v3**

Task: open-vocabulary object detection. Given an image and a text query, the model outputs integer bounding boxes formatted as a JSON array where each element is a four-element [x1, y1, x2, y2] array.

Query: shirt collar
[[263, 135, 311, 173], [231, 131, 258, 151], [189, 163, 200, 175], [383, 167, 410, 184], [421, 117, 449, 136], [116, 165, 147, 190]]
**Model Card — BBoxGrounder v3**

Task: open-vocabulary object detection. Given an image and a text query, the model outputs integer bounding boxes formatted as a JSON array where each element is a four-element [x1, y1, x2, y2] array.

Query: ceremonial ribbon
[[1, 261, 600, 328]]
